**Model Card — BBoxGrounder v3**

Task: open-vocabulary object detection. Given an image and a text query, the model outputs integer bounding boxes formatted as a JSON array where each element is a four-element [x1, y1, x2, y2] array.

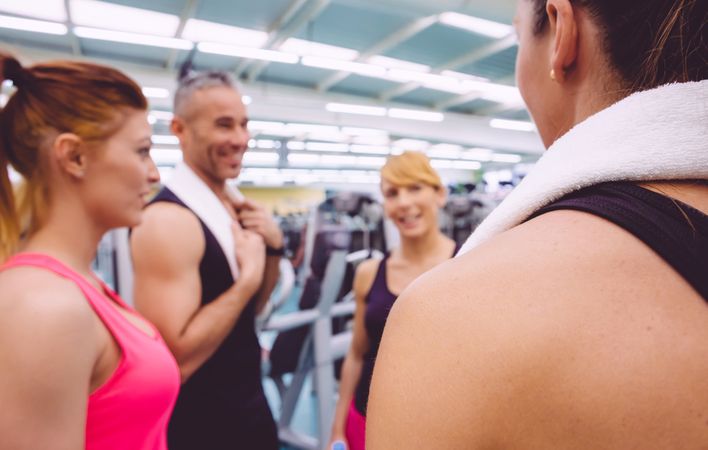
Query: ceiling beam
[[237, 0, 331, 82], [64, 0, 82, 56], [315, 14, 438, 92], [165, 0, 199, 71], [434, 92, 482, 110], [434, 67, 519, 111], [379, 33, 517, 101]]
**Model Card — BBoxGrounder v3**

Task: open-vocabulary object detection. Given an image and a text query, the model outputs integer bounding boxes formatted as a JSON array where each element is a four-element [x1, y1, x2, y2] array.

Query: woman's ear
[[546, 0, 579, 83], [52, 133, 87, 179], [436, 186, 447, 208]]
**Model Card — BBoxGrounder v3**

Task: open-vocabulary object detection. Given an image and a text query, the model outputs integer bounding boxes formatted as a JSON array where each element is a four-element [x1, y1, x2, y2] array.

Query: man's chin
[[222, 167, 241, 180]]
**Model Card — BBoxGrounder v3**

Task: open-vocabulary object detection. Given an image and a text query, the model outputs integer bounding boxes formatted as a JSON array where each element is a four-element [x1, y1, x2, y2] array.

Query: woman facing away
[[328, 151, 458, 450], [0, 55, 180, 449], [368, 0, 708, 449]]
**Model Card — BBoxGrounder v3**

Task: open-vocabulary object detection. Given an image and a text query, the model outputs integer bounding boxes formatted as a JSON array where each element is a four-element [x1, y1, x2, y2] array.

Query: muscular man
[[131, 71, 283, 450]]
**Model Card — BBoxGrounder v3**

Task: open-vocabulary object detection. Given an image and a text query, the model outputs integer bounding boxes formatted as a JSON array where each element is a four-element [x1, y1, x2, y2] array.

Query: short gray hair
[[173, 70, 240, 117]]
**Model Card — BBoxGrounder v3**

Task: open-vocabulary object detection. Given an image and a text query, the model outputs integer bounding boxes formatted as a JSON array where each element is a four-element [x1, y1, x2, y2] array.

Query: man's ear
[[52, 133, 87, 179], [546, 0, 579, 83]]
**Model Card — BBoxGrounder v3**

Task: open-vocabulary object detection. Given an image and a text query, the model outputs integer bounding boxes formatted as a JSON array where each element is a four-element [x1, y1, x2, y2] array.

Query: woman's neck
[[22, 205, 104, 276], [398, 229, 451, 263]]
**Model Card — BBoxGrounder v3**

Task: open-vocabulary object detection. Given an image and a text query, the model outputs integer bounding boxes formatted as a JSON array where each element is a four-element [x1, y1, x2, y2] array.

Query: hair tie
[[2, 57, 29, 88]]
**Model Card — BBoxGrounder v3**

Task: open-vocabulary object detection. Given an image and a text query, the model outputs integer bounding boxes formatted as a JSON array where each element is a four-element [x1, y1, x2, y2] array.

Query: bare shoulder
[[353, 257, 382, 297], [0, 266, 98, 356], [367, 209, 708, 448], [131, 201, 204, 267]]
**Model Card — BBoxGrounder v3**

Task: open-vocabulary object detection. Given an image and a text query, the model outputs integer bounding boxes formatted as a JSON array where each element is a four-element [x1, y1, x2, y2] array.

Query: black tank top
[[528, 182, 708, 300], [354, 243, 460, 415], [149, 187, 277, 450]]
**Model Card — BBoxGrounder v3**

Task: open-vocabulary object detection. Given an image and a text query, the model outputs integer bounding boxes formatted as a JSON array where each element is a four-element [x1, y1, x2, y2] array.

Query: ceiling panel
[[93, 0, 185, 15], [294, 2, 415, 50], [0, 29, 74, 54], [195, 0, 300, 32], [459, 45, 518, 81], [329, 74, 401, 97], [79, 39, 173, 67], [384, 23, 494, 68]]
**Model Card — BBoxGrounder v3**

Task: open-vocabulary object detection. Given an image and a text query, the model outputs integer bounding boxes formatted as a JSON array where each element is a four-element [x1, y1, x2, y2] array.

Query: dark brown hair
[[0, 55, 147, 261], [529, 0, 707, 92]]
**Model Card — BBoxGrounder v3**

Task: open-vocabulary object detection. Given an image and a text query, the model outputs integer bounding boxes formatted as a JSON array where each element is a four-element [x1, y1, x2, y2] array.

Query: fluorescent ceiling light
[[366, 55, 430, 72], [388, 108, 444, 122], [287, 141, 306, 151], [149, 110, 175, 121], [74, 26, 193, 50], [0, 0, 66, 21], [356, 156, 386, 167], [326, 102, 386, 117], [151, 148, 183, 165], [438, 12, 513, 38], [351, 135, 390, 146], [489, 118, 536, 132], [492, 153, 523, 163], [341, 127, 388, 137], [463, 80, 523, 104], [428, 144, 463, 159], [248, 120, 285, 132], [350, 145, 390, 155], [461, 148, 493, 161], [142, 87, 170, 99], [152, 135, 179, 145], [441, 70, 489, 82], [183, 19, 267, 47], [393, 138, 430, 151], [0, 14, 67, 34], [320, 154, 358, 166], [301, 56, 387, 78], [70, 0, 179, 37], [286, 123, 340, 135], [431, 159, 481, 170], [244, 151, 279, 164], [307, 132, 350, 143], [198, 42, 298, 64], [288, 153, 320, 164], [305, 142, 349, 152], [386, 69, 468, 94], [280, 38, 358, 60], [255, 139, 279, 149]]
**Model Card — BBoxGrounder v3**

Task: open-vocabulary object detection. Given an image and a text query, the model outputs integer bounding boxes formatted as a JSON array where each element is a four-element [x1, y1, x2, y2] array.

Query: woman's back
[[367, 182, 708, 448]]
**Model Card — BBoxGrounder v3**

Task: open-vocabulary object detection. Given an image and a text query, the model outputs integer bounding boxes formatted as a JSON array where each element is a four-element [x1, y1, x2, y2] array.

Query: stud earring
[[550, 69, 557, 81]]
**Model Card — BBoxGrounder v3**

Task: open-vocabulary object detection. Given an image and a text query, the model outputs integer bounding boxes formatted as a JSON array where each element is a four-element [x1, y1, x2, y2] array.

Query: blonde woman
[[328, 151, 458, 450]]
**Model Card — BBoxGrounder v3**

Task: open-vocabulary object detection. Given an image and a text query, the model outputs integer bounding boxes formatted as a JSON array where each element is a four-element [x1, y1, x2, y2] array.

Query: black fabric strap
[[529, 182, 708, 301]]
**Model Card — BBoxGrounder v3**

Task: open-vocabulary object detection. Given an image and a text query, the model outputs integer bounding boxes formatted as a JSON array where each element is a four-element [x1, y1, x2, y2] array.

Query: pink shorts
[[344, 400, 366, 450]]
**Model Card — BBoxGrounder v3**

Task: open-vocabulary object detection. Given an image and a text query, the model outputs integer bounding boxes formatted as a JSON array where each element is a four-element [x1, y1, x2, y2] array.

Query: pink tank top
[[1, 253, 180, 450]]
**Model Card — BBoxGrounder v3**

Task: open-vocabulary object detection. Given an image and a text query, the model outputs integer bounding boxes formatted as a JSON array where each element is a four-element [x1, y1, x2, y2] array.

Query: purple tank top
[[354, 244, 459, 415]]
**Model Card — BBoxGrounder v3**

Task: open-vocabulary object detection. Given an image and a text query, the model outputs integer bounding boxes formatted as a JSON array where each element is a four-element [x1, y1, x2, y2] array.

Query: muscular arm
[[0, 273, 97, 449], [131, 203, 260, 381], [329, 259, 379, 444]]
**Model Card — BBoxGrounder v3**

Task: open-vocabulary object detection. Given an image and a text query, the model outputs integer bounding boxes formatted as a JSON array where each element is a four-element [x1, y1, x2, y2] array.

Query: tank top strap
[[1, 252, 135, 338], [365, 251, 394, 303]]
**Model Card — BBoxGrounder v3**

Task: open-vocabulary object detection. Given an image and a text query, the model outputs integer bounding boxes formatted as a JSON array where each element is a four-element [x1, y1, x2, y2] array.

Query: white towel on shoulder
[[165, 162, 244, 280], [458, 80, 708, 255]]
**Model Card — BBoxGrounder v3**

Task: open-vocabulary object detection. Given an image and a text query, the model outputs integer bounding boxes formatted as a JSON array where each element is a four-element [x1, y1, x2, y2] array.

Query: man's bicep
[[131, 204, 204, 344]]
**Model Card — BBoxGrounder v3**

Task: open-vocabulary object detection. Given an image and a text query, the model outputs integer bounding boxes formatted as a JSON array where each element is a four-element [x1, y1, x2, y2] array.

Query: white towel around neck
[[458, 80, 708, 256], [165, 162, 244, 280]]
